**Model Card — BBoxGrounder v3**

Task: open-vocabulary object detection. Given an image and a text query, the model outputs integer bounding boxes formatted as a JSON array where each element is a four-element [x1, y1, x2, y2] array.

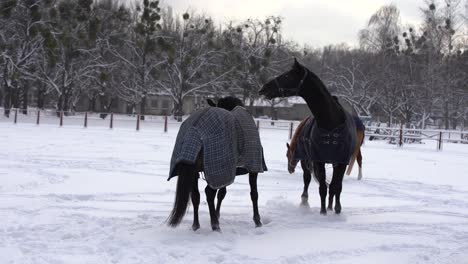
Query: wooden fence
[[2, 108, 467, 150]]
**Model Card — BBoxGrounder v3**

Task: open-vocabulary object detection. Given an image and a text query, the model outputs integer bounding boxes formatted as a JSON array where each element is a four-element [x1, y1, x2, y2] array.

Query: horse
[[260, 58, 359, 215], [205, 96, 264, 228], [286, 116, 365, 206], [167, 101, 266, 231]]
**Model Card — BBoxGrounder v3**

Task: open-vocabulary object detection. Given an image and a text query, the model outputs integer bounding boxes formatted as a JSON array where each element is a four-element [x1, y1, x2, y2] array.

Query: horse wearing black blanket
[[167, 99, 266, 231], [260, 58, 358, 215]]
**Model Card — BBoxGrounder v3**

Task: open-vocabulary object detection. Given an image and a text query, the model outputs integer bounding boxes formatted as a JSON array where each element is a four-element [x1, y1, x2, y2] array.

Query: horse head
[[259, 58, 308, 100], [286, 142, 298, 174]]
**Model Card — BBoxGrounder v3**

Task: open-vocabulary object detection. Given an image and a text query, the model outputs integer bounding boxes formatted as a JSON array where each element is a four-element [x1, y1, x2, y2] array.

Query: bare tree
[[156, 11, 233, 118], [359, 5, 401, 53]]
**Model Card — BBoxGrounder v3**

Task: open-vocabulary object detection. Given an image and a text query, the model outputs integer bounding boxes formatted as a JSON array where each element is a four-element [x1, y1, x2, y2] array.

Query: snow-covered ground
[[2, 121, 468, 264]]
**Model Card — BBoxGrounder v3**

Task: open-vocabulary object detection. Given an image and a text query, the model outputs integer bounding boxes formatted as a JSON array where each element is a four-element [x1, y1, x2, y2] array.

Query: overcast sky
[[155, 0, 425, 48]]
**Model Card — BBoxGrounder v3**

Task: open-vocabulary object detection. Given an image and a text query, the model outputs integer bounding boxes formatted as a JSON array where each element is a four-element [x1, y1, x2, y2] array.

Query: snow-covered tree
[[0, 0, 46, 116], [109, 0, 164, 119]]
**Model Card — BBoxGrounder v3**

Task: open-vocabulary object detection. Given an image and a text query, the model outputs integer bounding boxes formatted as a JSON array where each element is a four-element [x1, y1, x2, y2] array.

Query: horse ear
[[293, 57, 302, 70], [286, 143, 290, 149], [206, 99, 216, 107]]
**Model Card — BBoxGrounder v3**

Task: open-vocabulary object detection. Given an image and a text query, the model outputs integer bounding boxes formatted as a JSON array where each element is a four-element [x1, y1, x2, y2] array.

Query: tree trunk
[[421, 111, 427, 129], [451, 117, 458, 130], [444, 101, 449, 130], [57, 93, 64, 117], [405, 110, 411, 128], [98, 94, 107, 119], [139, 95, 146, 120], [12, 87, 20, 109], [270, 104, 278, 121], [173, 97, 184, 122], [20, 84, 28, 114], [248, 97, 255, 116], [63, 87, 72, 115], [3, 84, 11, 117], [37, 85, 45, 109], [89, 95, 96, 112], [388, 112, 393, 127]]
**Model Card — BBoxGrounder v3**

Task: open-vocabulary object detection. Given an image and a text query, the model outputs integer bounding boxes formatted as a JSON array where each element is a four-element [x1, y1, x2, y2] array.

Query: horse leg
[[301, 160, 312, 205], [249, 172, 262, 227], [329, 164, 346, 214], [191, 176, 200, 231], [328, 187, 334, 211], [357, 149, 363, 180], [313, 162, 327, 215], [215, 187, 227, 220], [328, 164, 336, 211], [205, 185, 220, 231]]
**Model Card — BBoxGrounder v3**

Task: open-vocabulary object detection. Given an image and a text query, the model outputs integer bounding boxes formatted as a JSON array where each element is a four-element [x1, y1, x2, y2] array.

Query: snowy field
[[2, 121, 468, 264]]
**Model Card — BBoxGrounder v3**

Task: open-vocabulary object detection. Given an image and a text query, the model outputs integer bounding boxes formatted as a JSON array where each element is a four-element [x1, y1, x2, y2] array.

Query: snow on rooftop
[[246, 96, 307, 107]]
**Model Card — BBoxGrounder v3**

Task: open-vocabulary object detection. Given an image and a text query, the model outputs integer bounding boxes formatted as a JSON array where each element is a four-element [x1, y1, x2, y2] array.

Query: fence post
[[136, 114, 140, 131], [164, 115, 168, 133], [36, 110, 40, 125], [84, 112, 88, 128], [398, 123, 403, 147], [14, 108, 18, 124], [256, 120, 260, 130], [438, 131, 443, 151], [59, 111, 64, 127], [289, 122, 294, 140], [110, 113, 114, 129]]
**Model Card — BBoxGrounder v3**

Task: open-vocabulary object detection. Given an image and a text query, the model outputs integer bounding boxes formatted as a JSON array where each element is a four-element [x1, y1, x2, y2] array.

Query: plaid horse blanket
[[293, 111, 357, 164], [168, 107, 266, 189], [231, 106, 267, 175]]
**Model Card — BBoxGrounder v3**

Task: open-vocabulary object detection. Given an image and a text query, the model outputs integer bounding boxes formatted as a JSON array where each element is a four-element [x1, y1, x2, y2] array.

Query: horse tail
[[361, 129, 365, 145], [168, 163, 198, 227], [346, 128, 365, 176], [357, 130, 364, 180]]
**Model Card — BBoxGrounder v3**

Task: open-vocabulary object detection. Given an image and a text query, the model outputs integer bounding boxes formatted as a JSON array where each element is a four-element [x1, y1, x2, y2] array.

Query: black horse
[[260, 58, 357, 215], [287, 115, 365, 207], [205, 96, 262, 228], [167, 98, 265, 231]]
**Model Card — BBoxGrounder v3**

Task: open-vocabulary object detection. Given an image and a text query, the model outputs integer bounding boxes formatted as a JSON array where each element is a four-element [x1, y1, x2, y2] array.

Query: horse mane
[[217, 96, 244, 111], [288, 116, 313, 159]]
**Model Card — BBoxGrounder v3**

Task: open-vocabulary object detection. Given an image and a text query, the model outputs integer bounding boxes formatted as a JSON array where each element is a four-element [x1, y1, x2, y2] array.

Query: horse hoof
[[327, 206, 333, 211], [192, 223, 200, 231], [212, 224, 221, 232], [335, 205, 342, 214], [301, 196, 308, 205], [320, 209, 327, 215], [254, 219, 263, 227]]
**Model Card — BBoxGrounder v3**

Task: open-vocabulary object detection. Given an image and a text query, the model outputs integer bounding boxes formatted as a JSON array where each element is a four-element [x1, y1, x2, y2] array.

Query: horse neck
[[299, 72, 345, 130]]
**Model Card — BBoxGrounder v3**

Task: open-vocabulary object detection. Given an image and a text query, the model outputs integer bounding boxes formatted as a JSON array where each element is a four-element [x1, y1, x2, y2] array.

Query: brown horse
[[286, 116, 365, 206]]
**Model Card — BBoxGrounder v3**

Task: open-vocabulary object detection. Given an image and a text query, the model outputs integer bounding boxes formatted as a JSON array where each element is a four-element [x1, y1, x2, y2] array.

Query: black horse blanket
[[168, 107, 266, 189], [293, 112, 357, 164]]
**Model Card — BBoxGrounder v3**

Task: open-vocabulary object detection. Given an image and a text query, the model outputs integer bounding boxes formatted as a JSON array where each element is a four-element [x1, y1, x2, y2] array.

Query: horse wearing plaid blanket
[[260, 58, 360, 215], [168, 97, 266, 231]]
